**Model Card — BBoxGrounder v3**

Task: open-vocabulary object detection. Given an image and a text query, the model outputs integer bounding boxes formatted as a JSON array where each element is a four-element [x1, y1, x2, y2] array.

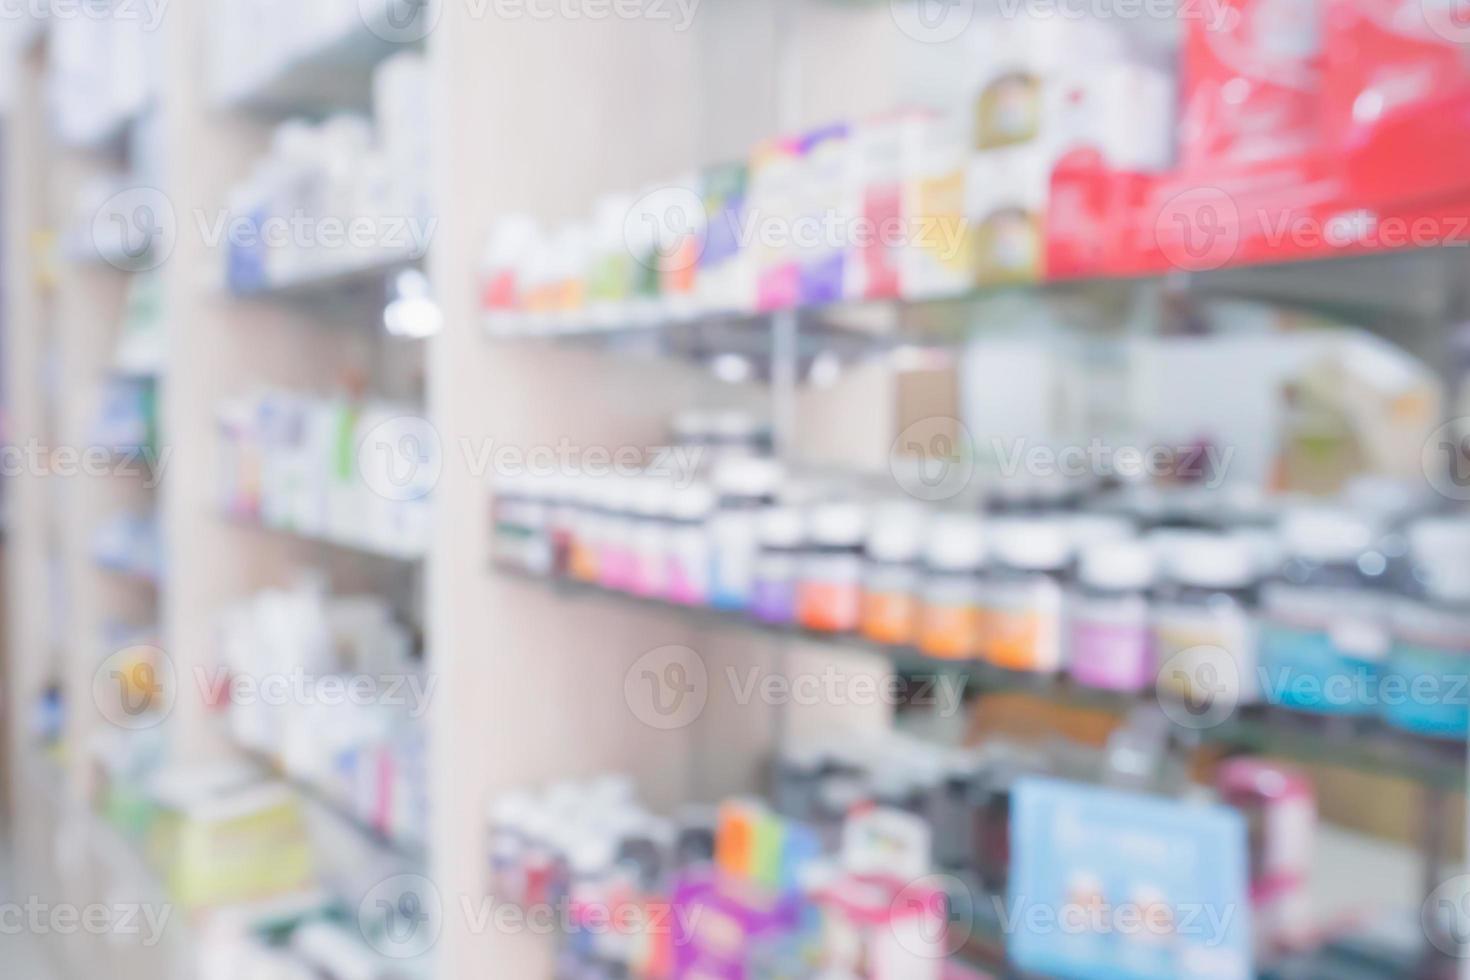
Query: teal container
[[1380, 640, 1470, 739], [1258, 623, 1377, 716]]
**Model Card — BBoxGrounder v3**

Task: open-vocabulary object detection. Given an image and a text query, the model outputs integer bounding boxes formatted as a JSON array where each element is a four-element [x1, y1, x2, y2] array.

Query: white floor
[[0, 847, 61, 980]]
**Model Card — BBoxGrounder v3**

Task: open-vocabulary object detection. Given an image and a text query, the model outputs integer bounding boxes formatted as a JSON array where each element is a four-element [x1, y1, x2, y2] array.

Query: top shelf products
[[481, 1, 1470, 335], [222, 53, 431, 296]]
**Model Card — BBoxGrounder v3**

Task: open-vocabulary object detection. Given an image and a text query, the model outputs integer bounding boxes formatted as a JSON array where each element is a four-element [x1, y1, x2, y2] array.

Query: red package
[[1324, 0, 1470, 204], [1179, 0, 1325, 167]]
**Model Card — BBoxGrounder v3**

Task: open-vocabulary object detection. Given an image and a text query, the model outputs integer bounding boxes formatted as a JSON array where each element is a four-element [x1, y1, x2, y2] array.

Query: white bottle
[[1154, 534, 1261, 713], [709, 458, 785, 611], [480, 214, 542, 336]]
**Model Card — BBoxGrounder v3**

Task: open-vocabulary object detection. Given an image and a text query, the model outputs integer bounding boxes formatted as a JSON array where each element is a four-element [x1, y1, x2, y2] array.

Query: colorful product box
[[900, 109, 972, 301], [847, 113, 914, 302], [1178, 0, 1324, 168], [969, 18, 1125, 153], [479, 214, 540, 333], [1216, 759, 1315, 954], [748, 137, 805, 312], [587, 193, 637, 329], [699, 161, 752, 316], [798, 124, 854, 307], [658, 174, 706, 321], [809, 873, 947, 980], [1010, 778, 1253, 980], [1045, 62, 1177, 174], [1323, 0, 1470, 206], [672, 872, 804, 980], [967, 144, 1049, 287]]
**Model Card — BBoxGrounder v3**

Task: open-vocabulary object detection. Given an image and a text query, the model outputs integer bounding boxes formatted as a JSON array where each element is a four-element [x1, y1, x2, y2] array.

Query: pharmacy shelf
[[483, 247, 1467, 374], [962, 908, 1420, 980], [215, 21, 427, 115], [487, 307, 926, 383], [235, 745, 428, 866], [220, 513, 426, 563], [7, 6, 1469, 980], [499, 569, 1469, 791], [227, 250, 424, 304]]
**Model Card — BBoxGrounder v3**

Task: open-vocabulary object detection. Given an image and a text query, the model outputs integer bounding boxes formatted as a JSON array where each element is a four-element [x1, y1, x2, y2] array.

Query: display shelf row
[[482, 247, 1467, 386], [220, 513, 427, 564], [235, 745, 428, 867], [209, 2, 429, 115], [499, 570, 1468, 791]]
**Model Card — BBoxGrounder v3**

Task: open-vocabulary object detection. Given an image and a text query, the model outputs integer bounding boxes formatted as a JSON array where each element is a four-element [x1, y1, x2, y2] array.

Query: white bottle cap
[[992, 519, 1072, 572], [757, 507, 805, 548], [1167, 534, 1257, 590], [1066, 513, 1136, 550], [923, 514, 987, 572], [1079, 540, 1156, 591], [711, 411, 767, 445], [712, 457, 784, 499], [600, 474, 637, 515], [1231, 527, 1285, 575], [669, 482, 716, 521], [571, 837, 616, 876], [866, 503, 926, 563], [672, 410, 716, 445], [571, 474, 602, 509], [1344, 476, 1429, 522], [586, 773, 637, 807], [1409, 516, 1470, 602], [808, 502, 868, 548], [1279, 506, 1374, 563], [489, 793, 533, 829], [630, 477, 675, 519]]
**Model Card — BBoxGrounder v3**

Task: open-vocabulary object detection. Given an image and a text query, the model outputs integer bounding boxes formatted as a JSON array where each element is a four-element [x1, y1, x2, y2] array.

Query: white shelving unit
[[5, 2, 1470, 979]]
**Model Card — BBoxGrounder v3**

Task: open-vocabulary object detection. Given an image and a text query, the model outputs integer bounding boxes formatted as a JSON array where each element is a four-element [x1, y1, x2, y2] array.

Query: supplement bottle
[[861, 503, 926, 647], [1258, 507, 1384, 717], [797, 502, 868, 633], [1068, 539, 1156, 693], [709, 458, 784, 611], [1382, 517, 1470, 739], [548, 475, 578, 578], [629, 477, 675, 600], [917, 514, 987, 660], [489, 474, 534, 573], [665, 482, 715, 607], [596, 475, 639, 593], [982, 519, 1072, 674], [568, 475, 603, 585], [750, 506, 804, 626], [1153, 534, 1261, 714]]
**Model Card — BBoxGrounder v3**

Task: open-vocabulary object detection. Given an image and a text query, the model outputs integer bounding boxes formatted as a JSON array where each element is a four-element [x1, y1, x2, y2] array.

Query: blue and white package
[[1009, 777, 1252, 980]]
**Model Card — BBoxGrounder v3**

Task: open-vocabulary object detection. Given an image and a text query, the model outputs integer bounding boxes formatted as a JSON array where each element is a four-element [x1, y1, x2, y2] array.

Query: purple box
[[672, 871, 803, 980]]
